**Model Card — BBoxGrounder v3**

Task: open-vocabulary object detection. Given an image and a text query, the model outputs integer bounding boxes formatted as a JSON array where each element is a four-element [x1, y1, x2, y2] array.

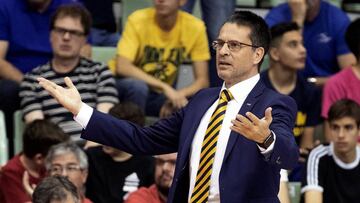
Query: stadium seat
[[13, 110, 25, 155], [92, 46, 117, 64], [288, 181, 301, 203], [0, 110, 8, 165], [121, 0, 152, 30]]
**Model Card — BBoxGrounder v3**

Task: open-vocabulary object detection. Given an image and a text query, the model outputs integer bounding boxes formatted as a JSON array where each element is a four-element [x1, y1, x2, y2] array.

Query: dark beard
[[157, 184, 169, 197]]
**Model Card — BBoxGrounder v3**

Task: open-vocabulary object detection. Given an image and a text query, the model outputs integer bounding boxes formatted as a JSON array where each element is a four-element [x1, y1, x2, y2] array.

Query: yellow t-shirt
[[109, 8, 210, 86]]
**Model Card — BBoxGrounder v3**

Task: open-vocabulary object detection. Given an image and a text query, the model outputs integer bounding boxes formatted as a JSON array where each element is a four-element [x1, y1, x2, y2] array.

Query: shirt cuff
[[258, 131, 276, 154], [73, 102, 93, 129]]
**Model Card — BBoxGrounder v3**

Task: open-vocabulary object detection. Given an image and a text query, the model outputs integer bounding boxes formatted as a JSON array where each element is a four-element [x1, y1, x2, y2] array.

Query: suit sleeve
[[81, 108, 184, 155], [267, 95, 300, 169]]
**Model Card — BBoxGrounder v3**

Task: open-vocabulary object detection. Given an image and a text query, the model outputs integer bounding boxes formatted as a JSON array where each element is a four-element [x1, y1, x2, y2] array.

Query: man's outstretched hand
[[230, 107, 273, 144], [38, 77, 82, 115]]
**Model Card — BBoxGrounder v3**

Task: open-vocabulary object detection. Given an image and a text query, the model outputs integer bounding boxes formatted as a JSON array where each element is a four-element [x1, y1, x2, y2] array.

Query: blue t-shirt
[[0, 0, 79, 74], [260, 70, 321, 145], [265, 1, 351, 78]]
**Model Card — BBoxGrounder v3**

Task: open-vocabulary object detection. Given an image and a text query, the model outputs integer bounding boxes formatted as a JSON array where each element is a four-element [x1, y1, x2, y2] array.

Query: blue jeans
[[182, 0, 235, 87], [90, 28, 120, 47], [115, 78, 166, 116], [0, 79, 20, 156]]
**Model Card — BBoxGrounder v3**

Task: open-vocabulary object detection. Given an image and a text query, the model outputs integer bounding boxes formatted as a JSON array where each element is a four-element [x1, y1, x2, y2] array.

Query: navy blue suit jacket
[[81, 80, 299, 203]]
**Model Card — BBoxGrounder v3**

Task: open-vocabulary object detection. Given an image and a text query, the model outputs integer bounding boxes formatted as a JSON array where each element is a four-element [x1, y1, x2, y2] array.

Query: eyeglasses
[[212, 39, 259, 52], [52, 26, 85, 38], [49, 164, 82, 175]]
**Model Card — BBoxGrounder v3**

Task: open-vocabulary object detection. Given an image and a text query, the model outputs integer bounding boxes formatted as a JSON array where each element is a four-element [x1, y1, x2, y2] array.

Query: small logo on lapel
[[246, 103, 251, 106]]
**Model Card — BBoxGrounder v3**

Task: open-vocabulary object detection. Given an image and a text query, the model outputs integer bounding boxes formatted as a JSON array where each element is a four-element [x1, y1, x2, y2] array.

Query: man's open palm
[[38, 77, 82, 115]]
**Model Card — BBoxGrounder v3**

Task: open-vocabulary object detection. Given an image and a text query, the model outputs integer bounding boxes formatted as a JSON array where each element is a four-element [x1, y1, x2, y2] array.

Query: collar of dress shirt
[[220, 74, 260, 103]]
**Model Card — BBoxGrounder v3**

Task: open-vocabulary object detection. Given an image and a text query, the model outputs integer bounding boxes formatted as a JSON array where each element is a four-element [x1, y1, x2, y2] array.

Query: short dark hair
[[345, 18, 360, 60], [50, 4, 92, 35], [32, 176, 79, 203], [270, 22, 300, 47], [225, 10, 270, 68], [328, 99, 360, 127], [23, 119, 69, 158], [109, 102, 145, 126]]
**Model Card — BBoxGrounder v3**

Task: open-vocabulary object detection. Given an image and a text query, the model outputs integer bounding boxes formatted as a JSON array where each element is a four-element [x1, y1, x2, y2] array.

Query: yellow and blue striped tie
[[190, 89, 234, 203]]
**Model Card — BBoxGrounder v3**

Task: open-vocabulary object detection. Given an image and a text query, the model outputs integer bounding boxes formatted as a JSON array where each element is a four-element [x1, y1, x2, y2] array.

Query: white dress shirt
[[74, 73, 276, 203], [187, 74, 275, 202]]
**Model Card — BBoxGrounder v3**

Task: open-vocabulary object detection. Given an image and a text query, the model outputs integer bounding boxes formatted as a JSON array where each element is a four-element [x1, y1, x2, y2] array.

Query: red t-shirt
[[125, 184, 165, 203], [0, 154, 46, 203]]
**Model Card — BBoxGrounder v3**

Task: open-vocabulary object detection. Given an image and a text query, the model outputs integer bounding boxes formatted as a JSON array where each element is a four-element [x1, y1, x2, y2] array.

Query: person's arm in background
[[305, 190, 322, 203], [302, 145, 325, 203], [160, 60, 209, 118], [288, 0, 306, 29], [278, 169, 290, 203], [116, 56, 188, 109], [177, 61, 209, 97], [20, 74, 45, 123], [0, 41, 23, 82]]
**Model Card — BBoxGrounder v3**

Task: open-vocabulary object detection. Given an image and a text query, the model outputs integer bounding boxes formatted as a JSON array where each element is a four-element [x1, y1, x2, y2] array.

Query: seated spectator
[[0, 0, 84, 158], [45, 142, 92, 203], [85, 102, 155, 203], [20, 4, 118, 144], [32, 176, 79, 203], [302, 99, 360, 203], [109, 0, 210, 117], [265, 0, 356, 86], [82, 0, 120, 47], [125, 153, 177, 203], [322, 18, 360, 141], [261, 22, 321, 181], [0, 119, 69, 203]]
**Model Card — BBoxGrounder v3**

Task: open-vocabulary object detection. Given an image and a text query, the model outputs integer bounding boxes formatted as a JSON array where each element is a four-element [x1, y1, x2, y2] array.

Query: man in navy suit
[[39, 11, 299, 203]]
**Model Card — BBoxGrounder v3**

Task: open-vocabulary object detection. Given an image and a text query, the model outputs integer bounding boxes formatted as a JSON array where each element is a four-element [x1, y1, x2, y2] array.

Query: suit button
[[276, 156, 281, 164]]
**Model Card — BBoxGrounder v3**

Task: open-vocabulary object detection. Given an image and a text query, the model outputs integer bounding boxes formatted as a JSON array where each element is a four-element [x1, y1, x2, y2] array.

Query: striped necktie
[[190, 89, 234, 203]]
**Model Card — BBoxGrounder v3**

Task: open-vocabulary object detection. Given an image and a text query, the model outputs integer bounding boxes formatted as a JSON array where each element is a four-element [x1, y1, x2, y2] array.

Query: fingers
[[264, 107, 273, 123], [245, 112, 261, 125], [64, 76, 75, 88], [38, 77, 59, 96]]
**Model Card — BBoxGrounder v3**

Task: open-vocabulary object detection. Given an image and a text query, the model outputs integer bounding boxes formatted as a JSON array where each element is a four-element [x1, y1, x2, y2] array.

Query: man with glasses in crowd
[[45, 142, 91, 203], [39, 11, 299, 202], [23, 142, 91, 203], [19, 4, 118, 146]]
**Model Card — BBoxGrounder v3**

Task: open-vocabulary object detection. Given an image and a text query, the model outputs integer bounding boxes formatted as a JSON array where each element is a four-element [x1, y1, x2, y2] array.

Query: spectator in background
[[302, 99, 360, 203], [45, 142, 92, 203], [0, 119, 69, 203], [85, 102, 155, 203], [125, 153, 177, 203], [0, 0, 85, 157], [20, 4, 118, 145], [109, 0, 210, 117], [182, 0, 236, 87], [322, 18, 360, 141], [261, 22, 321, 181], [265, 0, 356, 86], [32, 176, 79, 203], [82, 0, 120, 47]]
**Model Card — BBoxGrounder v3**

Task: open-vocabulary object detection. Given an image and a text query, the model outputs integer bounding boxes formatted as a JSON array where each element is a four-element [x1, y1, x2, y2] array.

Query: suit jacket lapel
[[223, 81, 266, 161], [178, 88, 221, 168]]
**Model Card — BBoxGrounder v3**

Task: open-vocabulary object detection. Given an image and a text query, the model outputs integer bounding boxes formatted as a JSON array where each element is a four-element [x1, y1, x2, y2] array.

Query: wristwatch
[[258, 132, 274, 149]]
